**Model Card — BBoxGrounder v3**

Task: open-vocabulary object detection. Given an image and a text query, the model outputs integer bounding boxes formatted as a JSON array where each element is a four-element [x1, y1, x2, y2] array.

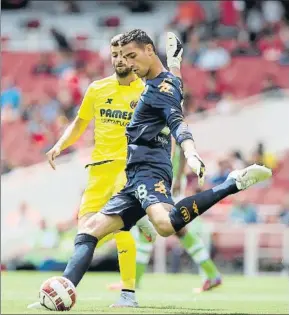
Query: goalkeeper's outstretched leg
[[146, 164, 272, 236]]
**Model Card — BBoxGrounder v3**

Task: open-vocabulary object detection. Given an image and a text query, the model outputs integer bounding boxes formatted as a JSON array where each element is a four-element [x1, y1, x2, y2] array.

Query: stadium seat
[[213, 226, 245, 261], [2, 52, 289, 214]]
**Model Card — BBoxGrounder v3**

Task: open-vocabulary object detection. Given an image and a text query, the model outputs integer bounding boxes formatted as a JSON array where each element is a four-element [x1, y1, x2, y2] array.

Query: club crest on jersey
[[130, 100, 138, 109]]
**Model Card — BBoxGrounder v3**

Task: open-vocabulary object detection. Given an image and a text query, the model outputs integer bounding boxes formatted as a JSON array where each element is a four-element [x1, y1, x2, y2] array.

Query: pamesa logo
[[100, 109, 133, 121]]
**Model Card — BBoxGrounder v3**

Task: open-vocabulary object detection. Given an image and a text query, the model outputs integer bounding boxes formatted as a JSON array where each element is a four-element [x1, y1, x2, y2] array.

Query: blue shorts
[[101, 164, 174, 231]]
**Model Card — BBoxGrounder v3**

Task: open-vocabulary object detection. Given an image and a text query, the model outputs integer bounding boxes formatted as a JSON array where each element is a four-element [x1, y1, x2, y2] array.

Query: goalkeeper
[[109, 143, 222, 293]]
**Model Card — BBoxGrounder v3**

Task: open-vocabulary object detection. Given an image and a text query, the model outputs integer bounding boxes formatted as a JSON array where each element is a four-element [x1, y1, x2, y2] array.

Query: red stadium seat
[[2, 52, 289, 213], [213, 226, 245, 260]]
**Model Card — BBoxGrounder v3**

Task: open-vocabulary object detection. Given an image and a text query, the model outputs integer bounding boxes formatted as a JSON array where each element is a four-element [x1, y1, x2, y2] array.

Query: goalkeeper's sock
[[63, 233, 98, 287], [169, 179, 238, 232], [114, 231, 136, 291], [179, 231, 219, 280], [136, 232, 153, 288]]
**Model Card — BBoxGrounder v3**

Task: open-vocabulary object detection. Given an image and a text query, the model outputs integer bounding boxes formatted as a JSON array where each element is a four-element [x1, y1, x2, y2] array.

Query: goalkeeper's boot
[[27, 302, 45, 310], [227, 164, 272, 190], [109, 291, 139, 308]]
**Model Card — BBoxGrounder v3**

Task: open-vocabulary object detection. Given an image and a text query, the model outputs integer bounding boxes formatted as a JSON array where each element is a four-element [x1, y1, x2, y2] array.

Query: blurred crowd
[[165, 0, 289, 115], [1, 45, 103, 173], [173, 140, 289, 221], [2, 171, 288, 272], [2, 1, 289, 174], [2, 201, 119, 272], [1, 1, 289, 273], [174, 142, 278, 193]]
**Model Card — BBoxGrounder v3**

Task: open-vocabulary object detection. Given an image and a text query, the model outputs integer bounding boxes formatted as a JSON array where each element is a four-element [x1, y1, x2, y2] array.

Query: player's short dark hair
[[119, 29, 156, 53], [110, 34, 124, 47]]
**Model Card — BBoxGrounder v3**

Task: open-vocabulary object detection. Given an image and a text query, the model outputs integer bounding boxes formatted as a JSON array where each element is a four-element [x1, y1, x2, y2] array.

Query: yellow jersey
[[78, 74, 145, 162]]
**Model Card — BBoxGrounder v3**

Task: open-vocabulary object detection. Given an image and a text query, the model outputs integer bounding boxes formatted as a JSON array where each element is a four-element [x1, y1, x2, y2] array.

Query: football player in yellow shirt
[[28, 34, 156, 309]]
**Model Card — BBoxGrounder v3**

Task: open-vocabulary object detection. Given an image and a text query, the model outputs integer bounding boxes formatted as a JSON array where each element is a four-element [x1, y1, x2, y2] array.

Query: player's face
[[110, 45, 132, 78], [121, 42, 152, 78]]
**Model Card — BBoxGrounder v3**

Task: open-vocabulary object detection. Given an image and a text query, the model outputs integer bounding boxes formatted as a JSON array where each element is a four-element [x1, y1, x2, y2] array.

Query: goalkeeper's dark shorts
[[101, 164, 174, 231]]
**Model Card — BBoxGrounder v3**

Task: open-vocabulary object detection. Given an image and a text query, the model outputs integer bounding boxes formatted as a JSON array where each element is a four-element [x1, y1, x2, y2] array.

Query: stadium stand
[[2, 0, 289, 272]]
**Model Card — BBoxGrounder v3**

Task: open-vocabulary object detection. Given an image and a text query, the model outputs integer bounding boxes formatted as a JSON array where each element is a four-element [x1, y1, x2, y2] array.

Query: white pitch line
[[3, 294, 288, 303]]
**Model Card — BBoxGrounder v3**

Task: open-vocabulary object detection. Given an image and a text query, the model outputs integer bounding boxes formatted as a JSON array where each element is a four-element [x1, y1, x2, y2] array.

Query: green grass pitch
[[1, 271, 288, 314]]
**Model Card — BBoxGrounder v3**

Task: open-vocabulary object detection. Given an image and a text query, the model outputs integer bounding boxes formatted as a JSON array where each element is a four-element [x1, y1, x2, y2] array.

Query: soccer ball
[[39, 276, 77, 311]]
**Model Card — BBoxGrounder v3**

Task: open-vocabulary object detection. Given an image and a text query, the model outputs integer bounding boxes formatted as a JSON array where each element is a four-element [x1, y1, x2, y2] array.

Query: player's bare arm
[[46, 116, 90, 170]]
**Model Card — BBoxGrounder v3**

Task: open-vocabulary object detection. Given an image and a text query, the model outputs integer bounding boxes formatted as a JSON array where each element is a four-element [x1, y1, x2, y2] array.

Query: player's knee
[[78, 213, 109, 239], [78, 220, 98, 237], [78, 214, 94, 233], [153, 218, 174, 237], [78, 213, 94, 231], [157, 228, 171, 237]]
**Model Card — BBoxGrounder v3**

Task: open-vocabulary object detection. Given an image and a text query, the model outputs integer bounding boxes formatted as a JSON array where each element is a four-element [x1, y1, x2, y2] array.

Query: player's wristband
[[175, 122, 194, 145], [176, 133, 194, 146]]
